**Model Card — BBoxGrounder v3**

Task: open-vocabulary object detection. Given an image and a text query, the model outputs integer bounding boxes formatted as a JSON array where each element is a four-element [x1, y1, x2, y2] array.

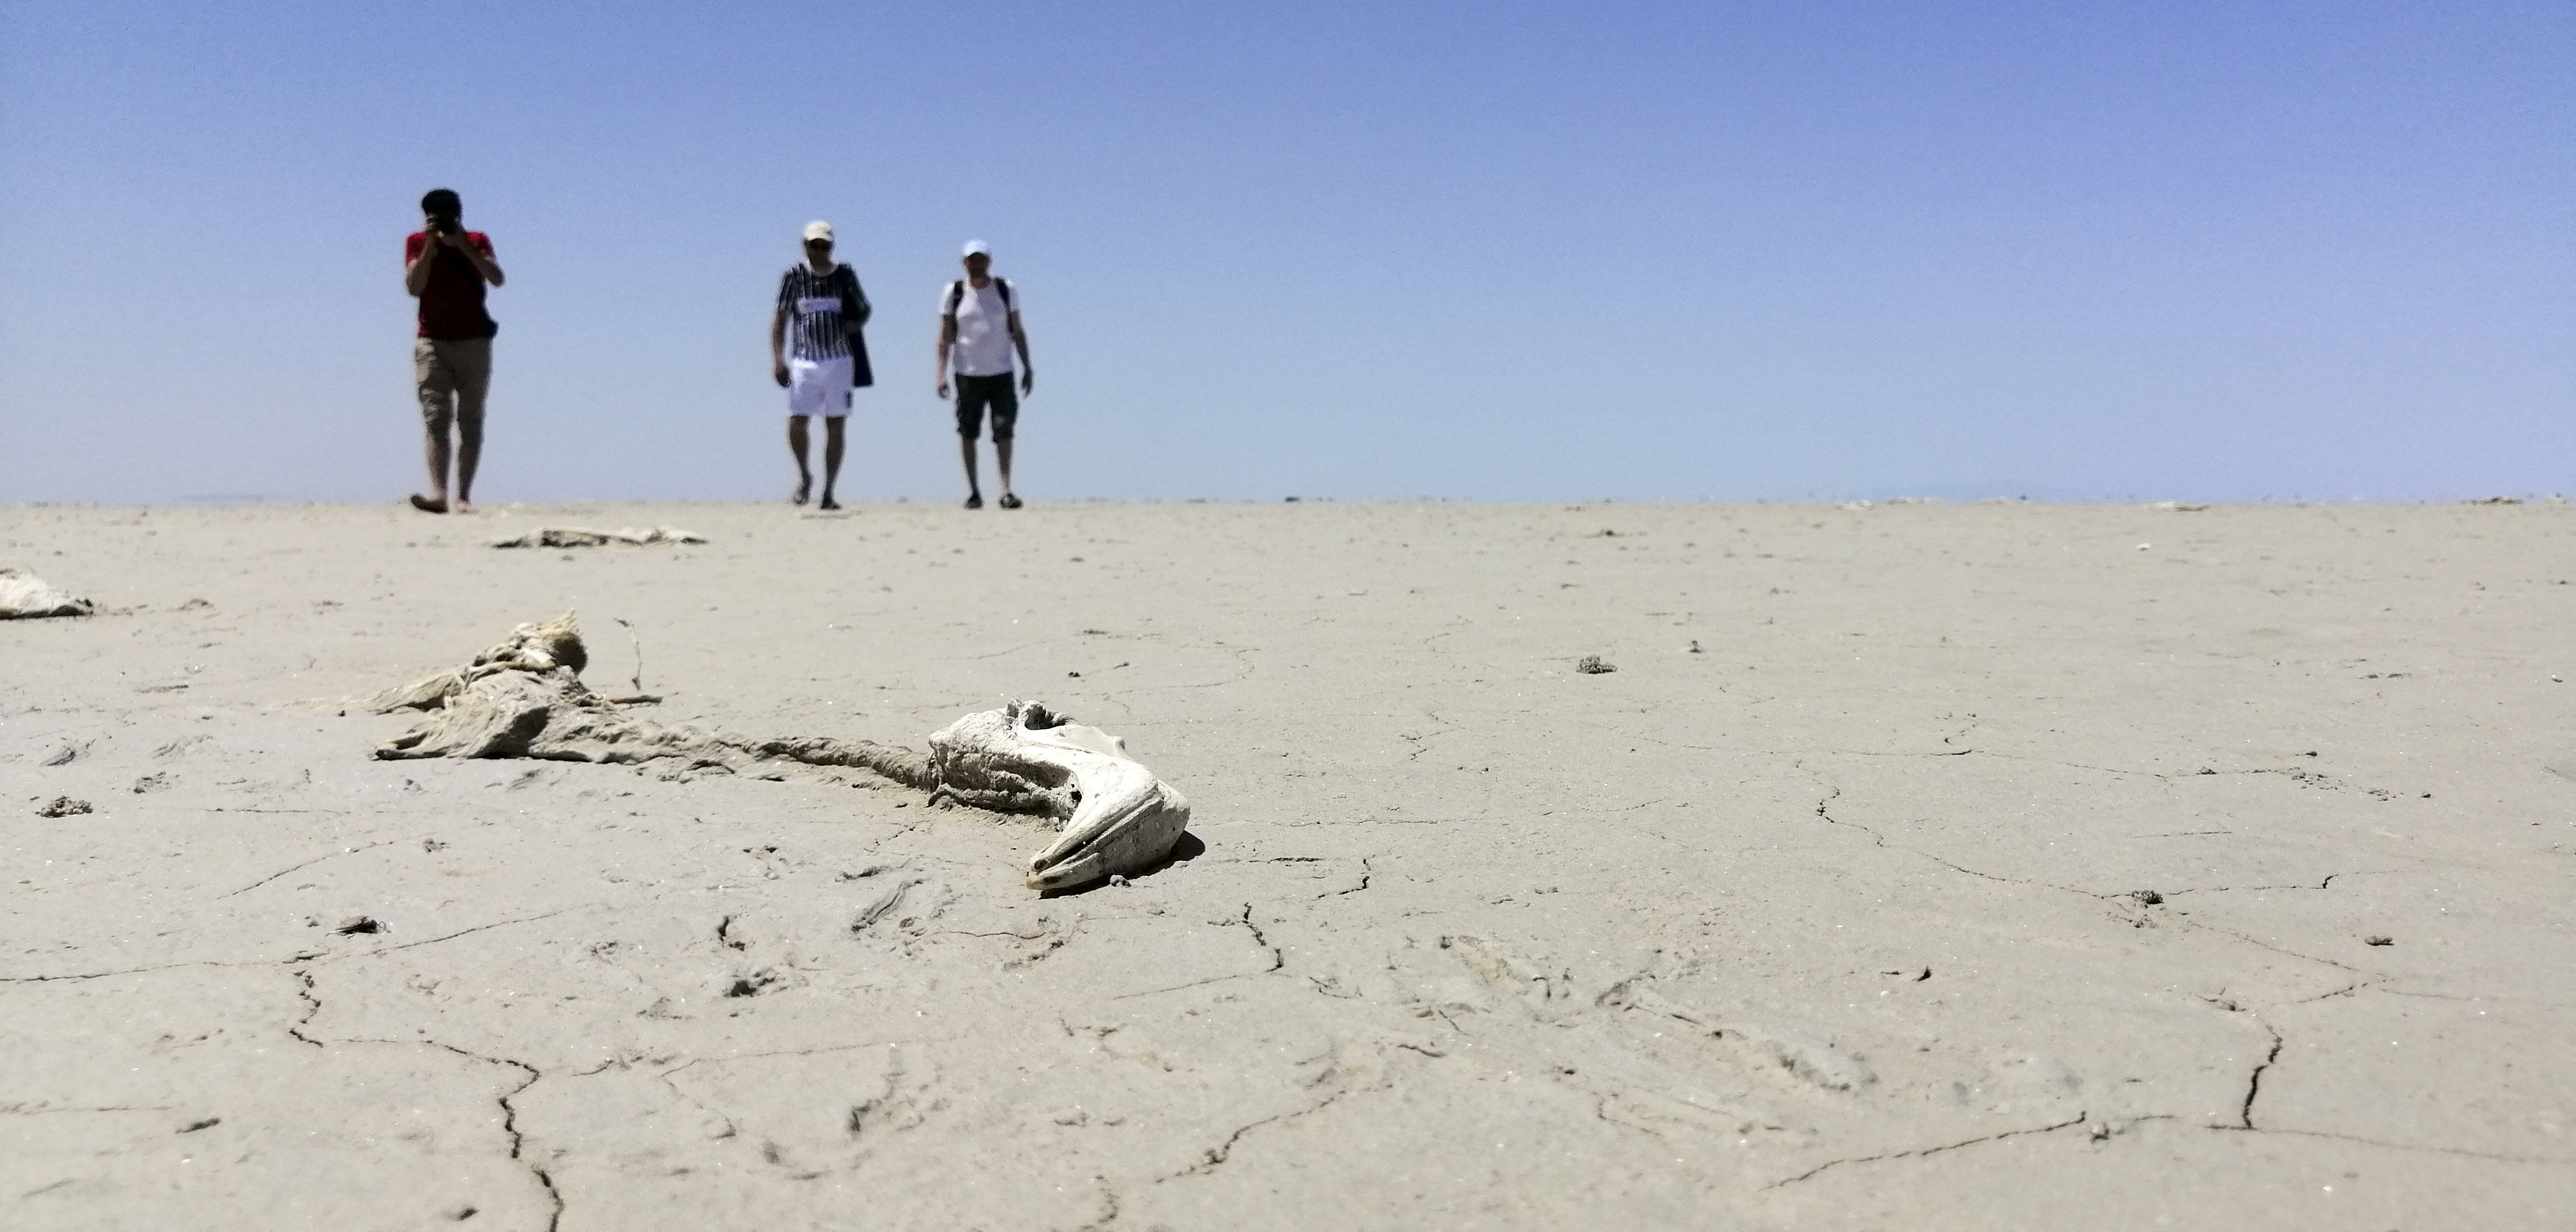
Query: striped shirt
[[776, 263, 869, 361]]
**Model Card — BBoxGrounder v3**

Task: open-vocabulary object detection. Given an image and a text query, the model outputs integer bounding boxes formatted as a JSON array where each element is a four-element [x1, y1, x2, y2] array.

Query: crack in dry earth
[[1763, 1112, 2092, 1189], [214, 839, 400, 898], [282, 967, 565, 1227]]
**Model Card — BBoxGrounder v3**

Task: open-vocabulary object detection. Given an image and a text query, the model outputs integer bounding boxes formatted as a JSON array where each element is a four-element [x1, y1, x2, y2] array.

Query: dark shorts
[[954, 372, 1018, 441]]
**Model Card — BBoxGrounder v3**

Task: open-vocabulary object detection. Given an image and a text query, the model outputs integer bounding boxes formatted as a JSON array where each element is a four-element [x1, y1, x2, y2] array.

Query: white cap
[[802, 220, 834, 243], [961, 239, 991, 257]]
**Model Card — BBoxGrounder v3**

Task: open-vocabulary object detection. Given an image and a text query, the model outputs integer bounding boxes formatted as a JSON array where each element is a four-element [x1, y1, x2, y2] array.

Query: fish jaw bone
[[1026, 758, 1190, 891], [928, 700, 1193, 892]]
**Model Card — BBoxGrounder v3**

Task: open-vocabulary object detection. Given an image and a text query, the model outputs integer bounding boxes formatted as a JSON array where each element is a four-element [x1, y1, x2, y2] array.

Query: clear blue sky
[[3, 1, 2568, 504]]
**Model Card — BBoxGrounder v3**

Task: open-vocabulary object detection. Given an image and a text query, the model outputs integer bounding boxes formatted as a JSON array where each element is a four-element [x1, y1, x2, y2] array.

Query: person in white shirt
[[935, 240, 1032, 509]]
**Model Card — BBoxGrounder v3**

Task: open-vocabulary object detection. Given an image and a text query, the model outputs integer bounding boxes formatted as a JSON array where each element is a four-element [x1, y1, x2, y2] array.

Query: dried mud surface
[[4, 499, 2571, 1230]]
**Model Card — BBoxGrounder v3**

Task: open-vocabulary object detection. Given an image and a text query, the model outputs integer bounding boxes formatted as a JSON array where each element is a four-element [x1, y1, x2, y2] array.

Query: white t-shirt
[[943, 278, 1020, 377]]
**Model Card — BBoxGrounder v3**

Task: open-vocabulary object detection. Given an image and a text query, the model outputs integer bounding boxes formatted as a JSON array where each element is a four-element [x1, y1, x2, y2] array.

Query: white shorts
[[786, 355, 853, 419]]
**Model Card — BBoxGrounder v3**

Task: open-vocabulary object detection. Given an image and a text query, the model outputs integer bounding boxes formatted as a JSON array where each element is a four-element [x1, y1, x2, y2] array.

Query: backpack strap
[[945, 278, 1013, 314]]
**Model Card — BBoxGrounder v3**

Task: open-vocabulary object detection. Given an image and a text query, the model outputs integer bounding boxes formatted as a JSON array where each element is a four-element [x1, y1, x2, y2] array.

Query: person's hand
[[773, 358, 790, 388], [1019, 369, 1034, 397], [935, 377, 950, 400]]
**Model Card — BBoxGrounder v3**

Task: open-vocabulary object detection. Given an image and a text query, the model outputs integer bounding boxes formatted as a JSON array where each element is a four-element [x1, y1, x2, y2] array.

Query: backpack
[[944, 277, 1012, 317]]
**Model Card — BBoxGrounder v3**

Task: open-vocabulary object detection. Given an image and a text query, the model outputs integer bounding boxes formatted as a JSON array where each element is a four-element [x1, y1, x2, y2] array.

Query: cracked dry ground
[[5, 500, 2572, 1230]]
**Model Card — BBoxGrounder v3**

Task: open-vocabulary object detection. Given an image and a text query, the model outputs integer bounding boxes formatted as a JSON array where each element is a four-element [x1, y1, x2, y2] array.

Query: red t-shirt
[[405, 230, 496, 341]]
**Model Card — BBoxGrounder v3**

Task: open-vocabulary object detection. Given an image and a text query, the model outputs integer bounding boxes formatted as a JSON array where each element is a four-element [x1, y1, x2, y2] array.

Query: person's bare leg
[[959, 436, 982, 502], [418, 426, 452, 511], [453, 416, 481, 513], [412, 401, 452, 513], [443, 342, 491, 513], [819, 417, 846, 510], [410, 343, 450, 513], [997, 437, 1015, 501], [787, 416, 812, 504]]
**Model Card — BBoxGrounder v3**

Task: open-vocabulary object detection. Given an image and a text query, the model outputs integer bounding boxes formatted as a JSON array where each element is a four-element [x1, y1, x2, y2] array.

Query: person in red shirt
[[403, 188, 505, 513]]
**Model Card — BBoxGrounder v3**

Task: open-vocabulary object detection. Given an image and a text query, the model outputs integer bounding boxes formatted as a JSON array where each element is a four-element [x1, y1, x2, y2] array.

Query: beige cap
[[802, 220, 834, 243]]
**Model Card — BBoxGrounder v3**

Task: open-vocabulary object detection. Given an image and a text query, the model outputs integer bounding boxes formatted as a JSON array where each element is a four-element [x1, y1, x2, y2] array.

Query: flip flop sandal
[[963, 494, 984, 510], [998, 494, 1023, 509]]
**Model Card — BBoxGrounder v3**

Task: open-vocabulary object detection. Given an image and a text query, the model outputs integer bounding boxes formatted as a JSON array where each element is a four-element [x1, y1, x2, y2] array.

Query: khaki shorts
[[415, 337, 493, 433]]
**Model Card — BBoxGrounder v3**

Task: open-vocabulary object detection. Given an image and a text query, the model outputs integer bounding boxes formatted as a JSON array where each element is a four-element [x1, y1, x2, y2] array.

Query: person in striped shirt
[[768, 220, 873, 509]]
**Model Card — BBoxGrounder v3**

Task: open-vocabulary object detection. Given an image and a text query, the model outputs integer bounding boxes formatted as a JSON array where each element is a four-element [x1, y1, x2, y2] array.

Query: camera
[[430, 216, 460, 236]]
